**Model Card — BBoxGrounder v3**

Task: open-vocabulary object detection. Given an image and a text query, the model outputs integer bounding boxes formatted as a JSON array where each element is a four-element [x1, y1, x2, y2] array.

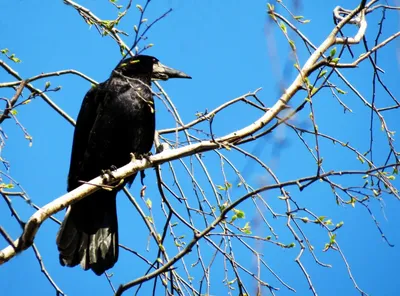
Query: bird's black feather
[[56, 55, 190, 275]]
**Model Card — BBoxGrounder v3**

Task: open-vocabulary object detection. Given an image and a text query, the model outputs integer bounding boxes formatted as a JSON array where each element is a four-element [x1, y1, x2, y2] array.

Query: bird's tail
[[56, 193, 119, 275]]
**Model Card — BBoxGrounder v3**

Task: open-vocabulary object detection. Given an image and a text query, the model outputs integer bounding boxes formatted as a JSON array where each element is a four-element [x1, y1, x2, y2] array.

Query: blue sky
[[1, 0, 400, 295]]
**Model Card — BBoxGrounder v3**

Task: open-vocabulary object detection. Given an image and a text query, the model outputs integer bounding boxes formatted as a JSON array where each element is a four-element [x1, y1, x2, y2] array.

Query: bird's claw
[[132, 152, 153, 162], [101, 166, 117, 184]]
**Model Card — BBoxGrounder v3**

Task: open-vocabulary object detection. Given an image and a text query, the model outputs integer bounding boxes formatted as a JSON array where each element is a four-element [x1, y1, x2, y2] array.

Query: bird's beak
[[152, 62, 192, 81]]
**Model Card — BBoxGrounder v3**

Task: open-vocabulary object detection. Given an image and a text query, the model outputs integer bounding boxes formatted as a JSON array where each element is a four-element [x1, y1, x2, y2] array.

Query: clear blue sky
[[1, 0, 399, 295]]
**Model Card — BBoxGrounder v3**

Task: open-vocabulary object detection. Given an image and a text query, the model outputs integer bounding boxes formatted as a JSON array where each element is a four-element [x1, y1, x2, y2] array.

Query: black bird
[[56, 55, 191, 275]]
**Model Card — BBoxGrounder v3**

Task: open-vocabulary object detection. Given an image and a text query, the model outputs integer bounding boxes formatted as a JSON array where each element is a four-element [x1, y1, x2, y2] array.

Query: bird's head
[[115, 55, 191, 81]]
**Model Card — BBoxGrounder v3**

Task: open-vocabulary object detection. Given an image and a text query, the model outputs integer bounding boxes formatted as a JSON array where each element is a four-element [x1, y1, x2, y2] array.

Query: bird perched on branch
[[56, 55, 191, 275]]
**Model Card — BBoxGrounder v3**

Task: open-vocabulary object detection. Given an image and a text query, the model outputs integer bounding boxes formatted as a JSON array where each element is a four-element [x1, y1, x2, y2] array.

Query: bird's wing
[[67, 83, 104, 191]]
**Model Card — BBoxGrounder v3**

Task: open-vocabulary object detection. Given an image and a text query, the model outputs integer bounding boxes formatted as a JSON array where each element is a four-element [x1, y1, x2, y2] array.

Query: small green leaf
[[236, 212, 245, 219], [1, 48, 9, 54], [45, 81, 51, 90], [289, 39, 296, 51], [318, 70, 327, 78], [240, 222, 252, 234], [330, 47, 337, 57], [219, 201, 229, 212], [217, 185, 226, 191], [336, 88, 346, 94], [311, 87, 318, 95], [331, 57, 340, 63], [1, 183, 14, 189], [233, 209, 245, 219], [10, 109, 18, 115], [286, 242, 295, 248], [10, 54, 21, 63], [336, 221, 344, 229], [279, 22, 287, 33], [146, 198, 152, 209]]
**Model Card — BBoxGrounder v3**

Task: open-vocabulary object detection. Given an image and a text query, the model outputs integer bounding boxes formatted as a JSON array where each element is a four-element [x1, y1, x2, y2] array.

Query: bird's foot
[[142, 151, 153, 162], [101, 166, 118, 184], [132, 151, 153, 162]]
